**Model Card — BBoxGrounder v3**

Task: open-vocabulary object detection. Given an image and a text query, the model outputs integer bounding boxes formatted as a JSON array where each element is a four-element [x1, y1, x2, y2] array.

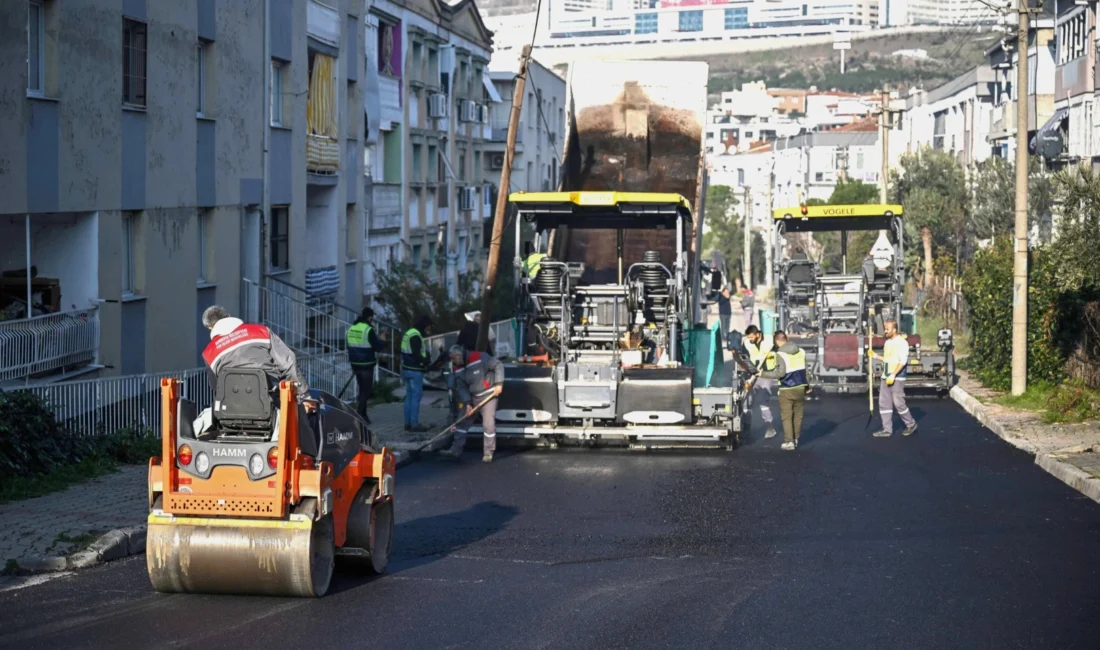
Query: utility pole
[[477, 44, 531, 352], [743, 186, 752, 289], [1011, 1, 1030, 395], [879, 87, 890, 203], [765, 158, 774, 287]]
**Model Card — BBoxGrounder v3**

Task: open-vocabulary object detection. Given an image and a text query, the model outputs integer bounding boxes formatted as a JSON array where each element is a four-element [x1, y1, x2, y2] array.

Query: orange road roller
[[147, 369, 396, 597]]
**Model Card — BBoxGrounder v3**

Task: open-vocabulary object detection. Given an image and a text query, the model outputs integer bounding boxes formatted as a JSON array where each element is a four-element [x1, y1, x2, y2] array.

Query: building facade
[[1, 0, 368, 384], [903, 65, 996, 169], [985, 9, 1056, 160], [486, 57, 567, 194], [363, 0, 497, 302]]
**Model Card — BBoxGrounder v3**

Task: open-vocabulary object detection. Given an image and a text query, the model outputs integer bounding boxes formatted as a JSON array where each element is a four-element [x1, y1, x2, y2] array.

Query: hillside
[[676, 28, 1002, 98]]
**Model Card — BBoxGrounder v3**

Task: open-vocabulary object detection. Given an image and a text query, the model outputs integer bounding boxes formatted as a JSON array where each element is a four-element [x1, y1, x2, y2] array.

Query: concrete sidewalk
[[0, 392, 452, 577], [950, 369, 1100, 503]]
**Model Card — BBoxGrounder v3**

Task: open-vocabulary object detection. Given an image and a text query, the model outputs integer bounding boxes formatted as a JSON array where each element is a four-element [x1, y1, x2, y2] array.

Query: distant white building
[[903, 65, 997, 170], [486, 58, 567, 194]]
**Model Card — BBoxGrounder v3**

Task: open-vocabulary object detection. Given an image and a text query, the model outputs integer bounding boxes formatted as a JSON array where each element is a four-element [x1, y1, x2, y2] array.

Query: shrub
[[960, 239, 1065, 390], [1043, 379, 1100, 424], [0, 391, 97, 484]]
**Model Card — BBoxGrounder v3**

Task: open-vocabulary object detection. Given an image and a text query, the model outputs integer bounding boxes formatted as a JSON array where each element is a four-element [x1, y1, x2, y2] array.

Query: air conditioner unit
[[459, 100, 477, 123], [490, 153, 505, 170], [459, 186, 476, 211], [428, 93, 447, 119]]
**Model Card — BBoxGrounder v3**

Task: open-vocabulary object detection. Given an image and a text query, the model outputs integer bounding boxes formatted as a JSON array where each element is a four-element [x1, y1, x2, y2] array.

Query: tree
[[891, 147, 969, 285], [803, 180, 880, 272], [374, 261, 485, 335], [701, 184, 767, 287], [971, 156, 1057, 244]]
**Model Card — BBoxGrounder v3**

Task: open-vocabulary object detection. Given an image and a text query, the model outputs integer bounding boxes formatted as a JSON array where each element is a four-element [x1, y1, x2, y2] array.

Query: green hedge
[[0, 391, 160, 489], [960, 239, 1066, 390]]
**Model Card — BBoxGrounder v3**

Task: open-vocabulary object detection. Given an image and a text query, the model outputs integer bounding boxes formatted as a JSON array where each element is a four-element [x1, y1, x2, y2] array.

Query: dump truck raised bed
[[770, 203, 956, 394], [467, 60, 753, 449]]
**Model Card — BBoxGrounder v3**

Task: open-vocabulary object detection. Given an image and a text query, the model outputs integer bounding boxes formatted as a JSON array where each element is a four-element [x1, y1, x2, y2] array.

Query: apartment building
[[1050, 0, 1096, 164], [985, 7, 1056, 160], [486, 57, 567, 193], [0, 0, 366, 385], [362, 0, 497, 302], [903, 65, 996, 169]]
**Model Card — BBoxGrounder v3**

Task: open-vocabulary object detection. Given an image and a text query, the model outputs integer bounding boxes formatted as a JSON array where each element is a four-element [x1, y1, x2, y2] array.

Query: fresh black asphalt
[[2, 396, 1099, 649]]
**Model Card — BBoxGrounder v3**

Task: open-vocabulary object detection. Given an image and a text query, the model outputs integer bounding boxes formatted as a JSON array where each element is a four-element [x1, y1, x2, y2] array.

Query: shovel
[[409, 392, 497, 459], [866, 349, 876, 429]]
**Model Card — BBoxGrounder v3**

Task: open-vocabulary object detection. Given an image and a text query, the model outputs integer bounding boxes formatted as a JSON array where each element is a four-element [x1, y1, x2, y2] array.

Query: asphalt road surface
[[3, 396, 1100, 649]]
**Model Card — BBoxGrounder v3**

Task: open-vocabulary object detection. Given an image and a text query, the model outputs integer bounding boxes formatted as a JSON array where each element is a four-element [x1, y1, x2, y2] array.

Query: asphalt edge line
[[14, 448, 415, 574], [950, 384, 1100, 504]]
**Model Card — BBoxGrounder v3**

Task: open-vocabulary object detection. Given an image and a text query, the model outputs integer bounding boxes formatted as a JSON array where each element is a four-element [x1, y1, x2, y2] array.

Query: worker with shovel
[[439, 344, 505, 462]]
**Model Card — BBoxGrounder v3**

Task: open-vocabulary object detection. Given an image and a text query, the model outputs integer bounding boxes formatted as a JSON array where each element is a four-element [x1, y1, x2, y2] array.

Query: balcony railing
[[0, 307, 100, 382]]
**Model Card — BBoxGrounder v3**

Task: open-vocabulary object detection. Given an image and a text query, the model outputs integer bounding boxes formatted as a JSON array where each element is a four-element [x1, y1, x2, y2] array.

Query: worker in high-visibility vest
[[346, 307, 382, 423], [758, 330, 807, 450], [523, 252, 546, 280], [742, 325, 776, 439], [401, 315, 443, 432]]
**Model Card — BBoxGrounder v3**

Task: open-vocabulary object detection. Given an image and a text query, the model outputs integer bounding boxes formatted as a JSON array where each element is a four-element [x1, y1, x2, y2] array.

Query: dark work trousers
[[354, 370, 374, 422], [719, 312, 732, 347], [777, 386, 807, 443]]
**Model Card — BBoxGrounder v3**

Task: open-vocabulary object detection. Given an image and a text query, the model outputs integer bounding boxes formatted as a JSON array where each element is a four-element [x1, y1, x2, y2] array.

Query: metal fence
[[14, 367, 212, 437], [0, 307, 101, 381], [424, 319, 518, 361]]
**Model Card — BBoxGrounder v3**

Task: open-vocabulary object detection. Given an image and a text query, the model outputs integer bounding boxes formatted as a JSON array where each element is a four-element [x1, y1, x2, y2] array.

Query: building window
[[378, 20, 401, 77], [123, 18, 148, 107], [724, 7, 748, 30], [197, 209, 212, 283], [678, 10, 703, 32], [27, 1, 44, 94], [856, 150, 865, 170], [427, 144, 438, 182], [458, 151, 466, 181], [635, 12, 658, 34], [346, 205, 356, 260], [412, 244, 422, 267], [270, 60, 284, 126], [197, 40, 213, 117], [269, 206, 289, 271], [411, 143, 423, 182], [122, 213, 136, 295]]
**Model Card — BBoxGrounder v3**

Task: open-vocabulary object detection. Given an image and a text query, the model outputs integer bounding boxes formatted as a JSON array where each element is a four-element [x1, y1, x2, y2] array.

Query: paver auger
[[146, 369, 396, 597]]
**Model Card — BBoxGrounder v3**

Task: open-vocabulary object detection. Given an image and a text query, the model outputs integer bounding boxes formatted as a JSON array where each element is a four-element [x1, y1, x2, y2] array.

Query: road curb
[[950, 383, 1100, 502], [15, 526, 146, 574], [16, 452, 416, 574], [949, 384, 1038, 455], [1036, 453, 1100, 504]]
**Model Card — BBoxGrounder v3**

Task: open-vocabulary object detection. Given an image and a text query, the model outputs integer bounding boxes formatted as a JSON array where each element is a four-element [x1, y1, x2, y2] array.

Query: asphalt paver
[[2, 396, 1099, 649]]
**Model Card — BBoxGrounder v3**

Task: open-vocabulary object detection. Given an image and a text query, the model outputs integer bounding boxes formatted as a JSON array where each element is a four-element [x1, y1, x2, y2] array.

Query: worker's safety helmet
[[448, 344, 466, 363]]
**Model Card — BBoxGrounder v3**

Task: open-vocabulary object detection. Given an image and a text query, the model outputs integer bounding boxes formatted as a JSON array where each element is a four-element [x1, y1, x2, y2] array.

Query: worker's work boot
[[483, 452, 493, 463], [764, 426, 777, 439], [872, 429, 892, 438], [407, 423, 430, 433], [438, 448, 461, 459], [903, 423, 918, 436], [781, 441, 795, 451]]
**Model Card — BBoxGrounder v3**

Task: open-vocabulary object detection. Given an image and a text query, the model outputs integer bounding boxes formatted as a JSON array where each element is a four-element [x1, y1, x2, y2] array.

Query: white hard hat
[[465, 311, 480, 322]]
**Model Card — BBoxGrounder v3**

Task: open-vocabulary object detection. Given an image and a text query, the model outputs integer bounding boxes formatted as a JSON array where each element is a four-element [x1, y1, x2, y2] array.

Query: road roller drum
[[146, 371, 396, 598]]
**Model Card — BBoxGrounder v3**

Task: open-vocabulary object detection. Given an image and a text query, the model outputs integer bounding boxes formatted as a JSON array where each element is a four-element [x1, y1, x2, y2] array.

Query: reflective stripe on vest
[[202, 324, 272, 370], [777, 348, 808, 389], [401, 328, 426, 371], [347, 323, 376, 368]]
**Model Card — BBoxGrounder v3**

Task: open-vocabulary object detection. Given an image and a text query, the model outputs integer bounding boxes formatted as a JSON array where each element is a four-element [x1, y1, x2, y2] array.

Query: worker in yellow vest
[[742, 325, 776, 439], [346, 307, 382, 423], [758, 330, 807, 450], [401, 315, 443, 432], [524, 252, 546, 281]]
